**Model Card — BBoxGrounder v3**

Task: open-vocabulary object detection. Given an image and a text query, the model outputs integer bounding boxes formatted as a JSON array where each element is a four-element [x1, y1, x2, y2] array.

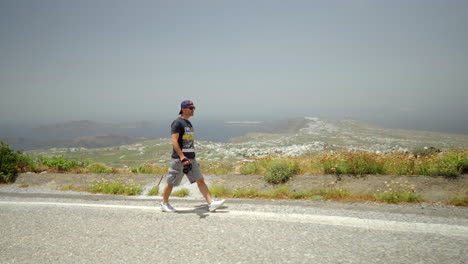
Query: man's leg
[[191, 160, 225, 212], [163, 159, 183, 204], [196, 178, 213, 204], [197, 179, 226, 212], [162, 184, 173, 204]]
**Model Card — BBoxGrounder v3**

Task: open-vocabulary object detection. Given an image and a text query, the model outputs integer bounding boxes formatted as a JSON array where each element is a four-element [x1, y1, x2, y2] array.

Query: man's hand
[[180, 157, 191, 166]]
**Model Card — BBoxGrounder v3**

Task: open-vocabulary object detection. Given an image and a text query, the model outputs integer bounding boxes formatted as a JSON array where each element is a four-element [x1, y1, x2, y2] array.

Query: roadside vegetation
[[1, 141, 466, 205], [147, 185, 160, 196], [0, 141, 30, 183], [237, 149, 468, 179], [9, 140, 465, 179], [87, 179, 142, 196], [131, 164, 168, 174], [57, 180, 142, 195], [448, 197, 468, 206], [208, 185, 424, 204], [172, 188, 190, 197]]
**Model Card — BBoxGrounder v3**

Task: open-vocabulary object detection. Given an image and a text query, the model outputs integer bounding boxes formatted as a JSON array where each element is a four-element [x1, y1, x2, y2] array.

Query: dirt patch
[[13, 173, 163, 191], [12, 173, 468, 203]]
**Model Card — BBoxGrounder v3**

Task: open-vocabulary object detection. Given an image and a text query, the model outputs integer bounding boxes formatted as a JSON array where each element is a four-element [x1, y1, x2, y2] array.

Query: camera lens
[[183, 164, 192, 174]]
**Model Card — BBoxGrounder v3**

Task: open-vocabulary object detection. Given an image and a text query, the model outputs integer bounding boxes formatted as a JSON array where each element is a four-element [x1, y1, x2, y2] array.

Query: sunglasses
[[187, 107, 196, 110]]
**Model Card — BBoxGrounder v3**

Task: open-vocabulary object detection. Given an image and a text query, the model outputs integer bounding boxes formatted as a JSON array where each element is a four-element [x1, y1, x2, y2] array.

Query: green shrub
[[414, 161, 432, 176], [87, 163, 112, 173], [0, 172, 6, 184], [198, 184, 427, 204], [375, 191, 423, 204], [383, 158, 415, 175], [414, 152, 466, 178], [323, 159, 349, 175], [232, 189, 262, 198], [209, 185, 230, 197], [461, 155, 468, 174], [264, 159, 299, 184], [172, 188, 189, 197], [0, 141, 30, 183], [449, 197, 468, 206], [206, 163, 232, 175], [132, 166, 154, 174], [348, 157, 384, 175], [147, 186, 159, 196], [435, 152, 465, 178], [38, 155, 81, 171], [87, 180, 141, 195], [240, 162, 261, 175], [59, 184, 76, 191], [198, 160, 234, 175], [265, 187, 291, 199], [316, 188, 351, 199], [131, 164, 168, 174], [289, 190, 315, 199], [323, 154, 384, 176]]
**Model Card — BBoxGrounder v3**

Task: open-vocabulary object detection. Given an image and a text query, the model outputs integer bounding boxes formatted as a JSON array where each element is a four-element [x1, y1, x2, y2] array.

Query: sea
[[0, 119, 276, 151]]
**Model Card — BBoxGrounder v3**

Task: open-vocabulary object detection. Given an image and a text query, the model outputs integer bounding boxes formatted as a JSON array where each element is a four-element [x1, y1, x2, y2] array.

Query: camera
[[181, 158, 192, 174]]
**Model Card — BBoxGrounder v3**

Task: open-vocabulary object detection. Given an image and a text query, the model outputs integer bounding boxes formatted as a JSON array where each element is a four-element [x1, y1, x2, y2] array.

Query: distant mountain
[[1, 120, 165, 150], [34, 120, 102, 131], [33, 120, 160, 131]]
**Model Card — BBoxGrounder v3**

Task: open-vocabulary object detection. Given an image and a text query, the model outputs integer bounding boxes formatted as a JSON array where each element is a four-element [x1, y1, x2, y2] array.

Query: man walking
[[160, 100, 226, 212]]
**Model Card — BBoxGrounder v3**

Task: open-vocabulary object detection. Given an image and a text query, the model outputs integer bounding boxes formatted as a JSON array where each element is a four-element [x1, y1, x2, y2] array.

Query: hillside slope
[[28, 117, 468, 168]]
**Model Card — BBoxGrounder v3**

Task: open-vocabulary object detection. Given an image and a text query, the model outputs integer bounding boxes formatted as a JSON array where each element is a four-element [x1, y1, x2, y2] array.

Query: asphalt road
[[1, 192, 467, 264]]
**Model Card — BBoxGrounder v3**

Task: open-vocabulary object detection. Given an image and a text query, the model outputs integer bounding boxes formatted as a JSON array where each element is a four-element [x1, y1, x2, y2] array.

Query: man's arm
[[171, 133, 190, 165]]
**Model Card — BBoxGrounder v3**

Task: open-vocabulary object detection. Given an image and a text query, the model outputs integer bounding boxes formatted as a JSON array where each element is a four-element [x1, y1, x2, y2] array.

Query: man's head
[[179, 100, 196, 117]]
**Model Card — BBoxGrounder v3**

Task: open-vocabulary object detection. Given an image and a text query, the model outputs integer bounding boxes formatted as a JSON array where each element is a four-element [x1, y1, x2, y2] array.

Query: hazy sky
[[1, 0, 467, 133]]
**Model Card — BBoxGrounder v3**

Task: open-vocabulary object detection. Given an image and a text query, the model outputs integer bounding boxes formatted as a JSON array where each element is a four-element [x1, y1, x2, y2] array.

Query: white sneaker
[[160, 202, 176, 212], [208, 199, 226, 212]]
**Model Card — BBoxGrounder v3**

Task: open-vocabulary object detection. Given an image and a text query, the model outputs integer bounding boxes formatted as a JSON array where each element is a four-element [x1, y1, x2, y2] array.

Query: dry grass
[[198, 160, 234, 175], [147, 185, 159, 196], [208, 185, 421, 204], [236, 149, 467, 178], [131, 164, 168, 174], [172, 188, 190, 197], [27, 149, 467, 178], [87, 179, 142, 195], [448, 197, 468, 206]]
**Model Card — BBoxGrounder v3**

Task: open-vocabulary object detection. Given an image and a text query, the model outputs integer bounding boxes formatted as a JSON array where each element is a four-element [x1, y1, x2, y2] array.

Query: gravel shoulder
[[211, 174, 468, 202]]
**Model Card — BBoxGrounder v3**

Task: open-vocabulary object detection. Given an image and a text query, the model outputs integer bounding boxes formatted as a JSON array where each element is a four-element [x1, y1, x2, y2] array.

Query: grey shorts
[[166, 159, 203, 186]]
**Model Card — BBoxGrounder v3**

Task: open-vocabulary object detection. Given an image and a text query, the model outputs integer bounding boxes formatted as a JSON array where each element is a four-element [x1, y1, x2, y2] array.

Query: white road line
[[0, 201, 157, 211], [221, 210, 468, 238], [1, 201, 467, 238]]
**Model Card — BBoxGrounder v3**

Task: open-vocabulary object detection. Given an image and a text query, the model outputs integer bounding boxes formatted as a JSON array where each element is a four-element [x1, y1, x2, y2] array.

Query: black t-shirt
[[171, 117, 195, 159]]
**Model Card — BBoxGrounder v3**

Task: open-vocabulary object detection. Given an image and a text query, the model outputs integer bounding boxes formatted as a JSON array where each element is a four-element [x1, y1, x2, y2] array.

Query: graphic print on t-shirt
[[182, 126, 194, 153]]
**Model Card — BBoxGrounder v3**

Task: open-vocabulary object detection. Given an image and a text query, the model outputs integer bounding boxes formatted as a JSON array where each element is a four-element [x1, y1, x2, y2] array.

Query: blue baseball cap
[[179, 100, 194, 114]]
